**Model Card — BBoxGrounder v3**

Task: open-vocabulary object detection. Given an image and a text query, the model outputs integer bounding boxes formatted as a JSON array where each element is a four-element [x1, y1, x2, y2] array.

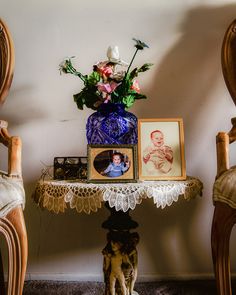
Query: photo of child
[[102, 152, 130, 178], [138, 118, 186, 180], [88, 145, 137, 183], [143, 130, 173, 174]]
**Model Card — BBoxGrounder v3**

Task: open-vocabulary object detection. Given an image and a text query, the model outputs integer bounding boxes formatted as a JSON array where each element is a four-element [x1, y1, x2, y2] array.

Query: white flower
[[107, 46, 119, 61], [106, 46, 128, 65], [111, 70, 126, 81]]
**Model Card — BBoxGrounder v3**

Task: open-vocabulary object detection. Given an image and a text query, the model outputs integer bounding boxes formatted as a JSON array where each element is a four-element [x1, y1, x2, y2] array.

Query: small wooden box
[[54, 157, 87, 180]]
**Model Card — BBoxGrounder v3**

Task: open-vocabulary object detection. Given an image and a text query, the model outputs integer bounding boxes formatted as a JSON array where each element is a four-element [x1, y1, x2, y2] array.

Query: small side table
[[33, 177, 203, 295]]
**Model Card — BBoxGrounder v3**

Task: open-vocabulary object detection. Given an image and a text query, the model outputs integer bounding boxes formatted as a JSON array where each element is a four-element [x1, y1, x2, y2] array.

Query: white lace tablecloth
[[32, 177, 203, 214]]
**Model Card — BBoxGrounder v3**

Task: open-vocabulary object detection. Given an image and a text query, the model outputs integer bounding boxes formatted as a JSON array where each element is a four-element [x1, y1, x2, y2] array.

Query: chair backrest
[[216, 19, 236, 179], [0, 18, 14, 106], [0, 19, 21, 177], [222, 19, 236, 106]]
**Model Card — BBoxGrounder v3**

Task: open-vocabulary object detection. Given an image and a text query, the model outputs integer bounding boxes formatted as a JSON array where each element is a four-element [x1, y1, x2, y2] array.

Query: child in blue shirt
[[103, 153, 129, 177]]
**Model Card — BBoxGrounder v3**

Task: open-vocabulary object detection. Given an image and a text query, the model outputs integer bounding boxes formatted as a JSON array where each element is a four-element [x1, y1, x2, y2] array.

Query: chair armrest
[[216, 132, 229, 178], [228, 117, 236, 143], [8, 136, 22, 177], [0, 121, 22, 178]]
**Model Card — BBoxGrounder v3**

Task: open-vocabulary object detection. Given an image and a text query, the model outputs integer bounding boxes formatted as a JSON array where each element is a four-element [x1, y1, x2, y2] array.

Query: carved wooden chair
[[211, 19, 236, 295], [0, 18, 27, 295]]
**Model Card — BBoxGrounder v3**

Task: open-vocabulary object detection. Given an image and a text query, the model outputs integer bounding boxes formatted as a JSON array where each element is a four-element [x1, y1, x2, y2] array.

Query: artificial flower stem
[[74, 72, 86, 83], [67, 62, 86, 82], [126, 48, 139, 75]]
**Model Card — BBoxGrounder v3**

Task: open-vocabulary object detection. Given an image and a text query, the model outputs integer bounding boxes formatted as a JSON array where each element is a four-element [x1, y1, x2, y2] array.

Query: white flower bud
[[107, 46, 120, 61]]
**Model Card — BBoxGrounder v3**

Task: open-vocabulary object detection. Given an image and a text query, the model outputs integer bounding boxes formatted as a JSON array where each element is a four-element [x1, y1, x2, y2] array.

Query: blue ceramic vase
[[86, 103, 137, 144]]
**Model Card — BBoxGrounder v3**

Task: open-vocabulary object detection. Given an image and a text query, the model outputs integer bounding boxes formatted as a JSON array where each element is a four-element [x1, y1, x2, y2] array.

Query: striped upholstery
[[0, 172, 25, 218], [213, 167, 236, 208]]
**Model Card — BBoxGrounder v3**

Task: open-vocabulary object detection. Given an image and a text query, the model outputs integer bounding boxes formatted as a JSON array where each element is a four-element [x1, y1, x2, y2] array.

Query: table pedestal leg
[[102, 203, 139, 295]]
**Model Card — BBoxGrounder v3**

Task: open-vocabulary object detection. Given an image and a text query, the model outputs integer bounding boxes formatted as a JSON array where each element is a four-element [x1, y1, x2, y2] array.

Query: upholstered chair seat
[[213, 166, 236, 209], [0, 172, 25, 213]]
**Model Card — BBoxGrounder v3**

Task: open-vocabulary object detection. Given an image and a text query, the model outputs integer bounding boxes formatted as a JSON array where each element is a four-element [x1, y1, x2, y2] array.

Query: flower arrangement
[[59, 39, 153, 110]]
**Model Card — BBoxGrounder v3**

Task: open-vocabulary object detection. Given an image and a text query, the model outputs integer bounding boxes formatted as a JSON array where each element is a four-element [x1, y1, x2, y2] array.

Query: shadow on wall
[[135, 4, 236, 121], [1, 85, 47, 126], [133, 4, 236, 275], [133, 196, 209, 276]]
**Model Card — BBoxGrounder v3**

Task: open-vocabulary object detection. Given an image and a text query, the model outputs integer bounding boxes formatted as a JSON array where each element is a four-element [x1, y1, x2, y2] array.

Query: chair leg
[[6, 206, 27, 295], [211, 202, 236, 295], [0, 217, 17, 295], [0, 249, 6, 295]]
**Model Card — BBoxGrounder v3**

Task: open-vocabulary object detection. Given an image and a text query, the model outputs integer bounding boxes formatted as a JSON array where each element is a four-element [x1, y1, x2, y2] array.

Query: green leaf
[[86, 71, 100, 86], [138, 63, 153, 72], [74, 85, 102, 110], [85, 93, 101, 110], [129, 64, 153, 80], [110, 91, 120, 103], [133, 93, 147, 100], [122, 95, 135, 108], [73, 92, 85, 110], [129, 68, 139, 80], [124, 74, 133, 88]]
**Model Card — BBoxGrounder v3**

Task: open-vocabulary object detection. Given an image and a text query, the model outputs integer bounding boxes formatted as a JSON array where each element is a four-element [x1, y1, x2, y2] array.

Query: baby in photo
[[143, 130, 173, 174], [102, 152, 130, 177]]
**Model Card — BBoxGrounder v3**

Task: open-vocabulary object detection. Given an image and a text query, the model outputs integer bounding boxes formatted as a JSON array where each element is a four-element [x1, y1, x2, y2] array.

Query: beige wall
[[1, 0, 236, 281]]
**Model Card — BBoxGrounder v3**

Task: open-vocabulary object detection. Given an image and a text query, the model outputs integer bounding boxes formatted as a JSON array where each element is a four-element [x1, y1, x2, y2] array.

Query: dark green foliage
[[59, 39, 153, 110]]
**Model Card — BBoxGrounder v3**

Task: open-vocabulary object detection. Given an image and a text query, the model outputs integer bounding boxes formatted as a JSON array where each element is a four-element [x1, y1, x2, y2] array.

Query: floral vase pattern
[[86, 103, 137, 144]]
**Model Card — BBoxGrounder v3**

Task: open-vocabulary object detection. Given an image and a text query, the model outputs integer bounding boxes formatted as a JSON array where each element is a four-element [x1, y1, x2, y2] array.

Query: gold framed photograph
[[138, 118, 186, 180], [87, 145, 138, 183]]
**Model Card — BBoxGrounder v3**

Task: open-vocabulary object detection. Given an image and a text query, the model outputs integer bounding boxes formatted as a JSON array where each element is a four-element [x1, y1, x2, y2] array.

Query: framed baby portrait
[[138, 118, 186, 180], [87, 144, 138, 183]]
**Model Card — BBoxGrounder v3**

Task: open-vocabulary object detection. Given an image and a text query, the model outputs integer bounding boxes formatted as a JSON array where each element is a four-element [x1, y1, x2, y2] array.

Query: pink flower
[[102, 66, 113, 77], [97, 81, 119, 94], [130, 79, 140, 93], [97, 81, 120, 103], [96, 62, 113, 78]]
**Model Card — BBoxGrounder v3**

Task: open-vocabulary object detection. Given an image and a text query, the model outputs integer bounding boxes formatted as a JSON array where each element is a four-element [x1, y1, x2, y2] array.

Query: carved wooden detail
[[0, 121, 28, 295], [212, 202, 236, 295], [0, 18, 14, 106], [0, 18, 27, 295], [221, 19, 236, 105]]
